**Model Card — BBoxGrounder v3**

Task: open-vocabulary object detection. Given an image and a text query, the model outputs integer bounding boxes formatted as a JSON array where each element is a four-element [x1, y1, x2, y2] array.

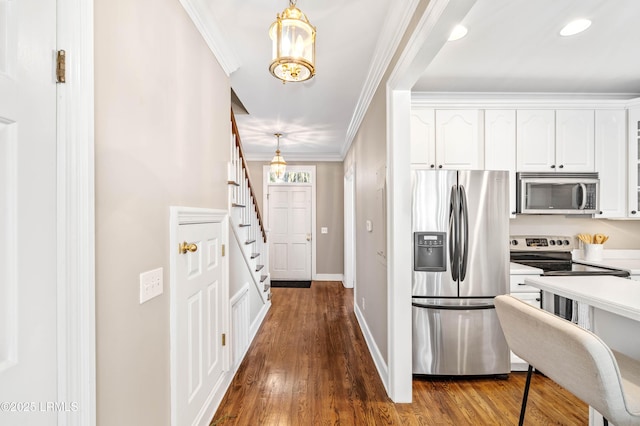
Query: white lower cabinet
[[509, 274, 542, 371]]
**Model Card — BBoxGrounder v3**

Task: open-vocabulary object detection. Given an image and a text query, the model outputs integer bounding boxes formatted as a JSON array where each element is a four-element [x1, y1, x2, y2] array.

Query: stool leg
[[519, 365, 534, 426]]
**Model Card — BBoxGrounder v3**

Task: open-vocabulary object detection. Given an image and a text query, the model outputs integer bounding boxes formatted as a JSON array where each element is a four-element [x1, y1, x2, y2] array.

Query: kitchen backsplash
[[510, 215, 640, 249]]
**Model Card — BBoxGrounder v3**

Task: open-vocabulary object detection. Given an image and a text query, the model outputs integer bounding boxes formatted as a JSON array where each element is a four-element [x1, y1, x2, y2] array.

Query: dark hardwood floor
[[211, 281, 588, 425]]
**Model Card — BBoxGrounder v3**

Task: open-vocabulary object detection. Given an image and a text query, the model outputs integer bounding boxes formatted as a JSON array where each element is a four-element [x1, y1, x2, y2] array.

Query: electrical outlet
[[321, 227, 328, 234], [140, 267, 163, 304]]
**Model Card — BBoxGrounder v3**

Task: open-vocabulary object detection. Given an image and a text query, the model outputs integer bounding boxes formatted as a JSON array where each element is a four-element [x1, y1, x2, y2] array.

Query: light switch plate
[[321, 227, 328, 234], [140, 267, 163, 304]]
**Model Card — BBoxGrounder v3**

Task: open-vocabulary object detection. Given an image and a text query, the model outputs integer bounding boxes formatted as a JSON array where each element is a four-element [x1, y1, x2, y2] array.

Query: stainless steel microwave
[[516, 172, 599, 215]]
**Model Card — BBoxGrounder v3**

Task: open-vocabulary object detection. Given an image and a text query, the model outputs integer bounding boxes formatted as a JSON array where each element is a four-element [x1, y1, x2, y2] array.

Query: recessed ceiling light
[[560, 19, 592, 36], [448, 25, 468, 41]]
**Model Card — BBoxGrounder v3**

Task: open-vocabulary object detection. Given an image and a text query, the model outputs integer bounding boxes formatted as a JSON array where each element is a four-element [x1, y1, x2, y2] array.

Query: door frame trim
[[57, 0, 96, 424], [262, 165, 317, 280], [168, 206, 230, 426]]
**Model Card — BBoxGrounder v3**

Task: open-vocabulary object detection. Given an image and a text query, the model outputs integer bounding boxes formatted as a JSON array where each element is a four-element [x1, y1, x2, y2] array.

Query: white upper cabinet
[[555, 110, 595, 172], [410, 108, 435, 166], [628, 107, 640, 218], [435, 110, 484, 169], [516, 109, 595, 172], [411, 109, 483, 169], [485, 110, 517, 217], [595, 110, 627, 218], [516, 110, 555, 171]]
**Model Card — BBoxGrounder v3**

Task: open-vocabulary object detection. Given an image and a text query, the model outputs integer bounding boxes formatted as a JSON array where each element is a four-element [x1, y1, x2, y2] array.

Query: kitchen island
[[524, 275, 640, 426]]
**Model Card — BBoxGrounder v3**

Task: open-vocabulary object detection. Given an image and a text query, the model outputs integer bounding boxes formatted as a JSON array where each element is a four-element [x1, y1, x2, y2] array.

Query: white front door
[[268, 186, 312, 280], [0, 0, 58, 424], [173, 221, 226, 426]]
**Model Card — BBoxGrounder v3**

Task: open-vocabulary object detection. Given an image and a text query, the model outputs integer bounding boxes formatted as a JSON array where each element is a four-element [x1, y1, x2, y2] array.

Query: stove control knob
[[549, 240, 556, 246], [511, 240, 518, 246], [563, 239, 570, 245], [555, 239, 562, 245]]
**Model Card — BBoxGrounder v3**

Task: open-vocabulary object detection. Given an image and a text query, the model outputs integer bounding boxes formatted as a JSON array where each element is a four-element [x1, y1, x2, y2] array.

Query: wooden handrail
[[231, 110, 267, 243]]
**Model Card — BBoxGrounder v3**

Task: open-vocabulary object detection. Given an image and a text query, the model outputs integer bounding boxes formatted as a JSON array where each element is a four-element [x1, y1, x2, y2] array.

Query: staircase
[[228, 111, 270, 302]]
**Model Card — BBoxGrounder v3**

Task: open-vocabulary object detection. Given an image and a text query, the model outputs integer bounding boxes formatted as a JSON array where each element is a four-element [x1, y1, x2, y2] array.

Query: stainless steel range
[[509, 235, 629, 319]]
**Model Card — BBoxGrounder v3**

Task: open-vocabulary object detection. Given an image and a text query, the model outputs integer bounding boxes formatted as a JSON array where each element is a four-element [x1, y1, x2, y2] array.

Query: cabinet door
[[516, 110, 555, 171], [435, 109, 483, 169], [595, 110, 626, 218], [410, 108, 436, 167], [485, 110, 516, 217], [556, 110, 595, 172], [628, 107, 640, 218]]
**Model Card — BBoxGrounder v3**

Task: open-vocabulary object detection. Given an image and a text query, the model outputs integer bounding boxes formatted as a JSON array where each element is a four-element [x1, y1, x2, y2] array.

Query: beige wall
[[343, 0, 433, 365], [247, 161, 344, 275], [94, 0, 230, 423], [343, 89, 389, 360], [511, 216, 640, 248]]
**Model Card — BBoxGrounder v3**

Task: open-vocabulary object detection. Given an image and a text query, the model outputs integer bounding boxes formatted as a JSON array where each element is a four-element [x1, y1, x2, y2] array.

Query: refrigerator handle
[[459, 185, 469, 281], [449, 185, 458, 281]]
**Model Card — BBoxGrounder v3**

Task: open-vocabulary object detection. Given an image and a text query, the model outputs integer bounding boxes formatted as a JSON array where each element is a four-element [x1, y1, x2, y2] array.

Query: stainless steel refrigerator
[[412, 169, 510, 376]]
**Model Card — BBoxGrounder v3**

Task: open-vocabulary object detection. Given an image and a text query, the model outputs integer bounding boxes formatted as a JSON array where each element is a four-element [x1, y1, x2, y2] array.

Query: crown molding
[[412, 92, 640, 110], [179, 0, 240, 76], [341, 0, 421, 159]]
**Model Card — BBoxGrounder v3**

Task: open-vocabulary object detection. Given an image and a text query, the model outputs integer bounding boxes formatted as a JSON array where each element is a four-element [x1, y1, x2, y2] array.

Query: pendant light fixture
[[269, 0, 316, 83], [270, 133, 287, 180]]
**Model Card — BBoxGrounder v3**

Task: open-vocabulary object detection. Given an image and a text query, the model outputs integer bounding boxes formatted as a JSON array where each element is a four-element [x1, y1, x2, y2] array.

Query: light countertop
[[573, 258, 640, 275], [572, 249, 640, 275], [510, 262, 543, 275], [524, 275, 640, 322]]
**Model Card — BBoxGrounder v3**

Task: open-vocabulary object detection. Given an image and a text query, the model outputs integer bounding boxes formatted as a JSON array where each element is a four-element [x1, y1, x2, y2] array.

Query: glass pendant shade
[[270, 150, 287, 179], [269, 2, 316, 83], [270, 133, 287, 179]]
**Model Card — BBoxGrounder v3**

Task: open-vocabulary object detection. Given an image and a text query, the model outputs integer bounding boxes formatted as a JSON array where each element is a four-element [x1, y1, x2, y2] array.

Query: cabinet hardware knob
[[550, 165, 556, 169], [632, 211, 637, 215], [559, 164, 564, 168], [511, 211, 516, 215], [438, 165, 443, 169], [599, 211, 603, 215], [179, 241, 198, 254], [430, 164, 435, 168]]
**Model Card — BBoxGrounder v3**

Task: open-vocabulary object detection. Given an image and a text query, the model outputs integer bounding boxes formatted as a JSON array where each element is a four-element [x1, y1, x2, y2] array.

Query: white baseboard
[[354, 304, 389, 393], [249, 301, 271, 345], [314, 273, 344, 282]]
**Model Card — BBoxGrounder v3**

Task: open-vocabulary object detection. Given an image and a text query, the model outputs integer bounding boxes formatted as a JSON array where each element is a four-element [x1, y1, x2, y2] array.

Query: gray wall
[[247, 161, 344, 275], [95, 0, 230, 423]]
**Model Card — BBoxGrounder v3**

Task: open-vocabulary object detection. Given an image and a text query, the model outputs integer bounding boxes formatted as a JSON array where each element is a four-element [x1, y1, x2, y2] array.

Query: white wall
[[94, 0, 230, 423]]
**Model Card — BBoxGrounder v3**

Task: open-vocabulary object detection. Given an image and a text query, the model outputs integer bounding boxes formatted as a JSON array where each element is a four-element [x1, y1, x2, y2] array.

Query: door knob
[[306, 234, 311, 241], [179, 241, 198, 254]]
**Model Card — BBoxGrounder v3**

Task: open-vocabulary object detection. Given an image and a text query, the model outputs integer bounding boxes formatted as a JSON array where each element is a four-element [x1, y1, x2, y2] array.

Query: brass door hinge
[[56, 50, 66, 83], [221, 244, 225, 257], [222, 333, 226, 346]]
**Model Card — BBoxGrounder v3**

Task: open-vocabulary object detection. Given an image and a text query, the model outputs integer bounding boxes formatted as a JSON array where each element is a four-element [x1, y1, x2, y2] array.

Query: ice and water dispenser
[[413, 232, 446, 272]]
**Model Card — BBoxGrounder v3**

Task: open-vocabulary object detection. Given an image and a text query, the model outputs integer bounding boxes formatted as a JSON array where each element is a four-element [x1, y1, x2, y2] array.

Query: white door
[[0, 0, 58, 424], [343, 170, 355, 289], [173, 221, 225, 426], [268, 186, 312, 280]]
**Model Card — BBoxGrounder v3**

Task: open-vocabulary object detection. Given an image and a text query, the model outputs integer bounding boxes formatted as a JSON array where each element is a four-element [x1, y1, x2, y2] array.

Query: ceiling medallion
[[269, 0, 316, 83]]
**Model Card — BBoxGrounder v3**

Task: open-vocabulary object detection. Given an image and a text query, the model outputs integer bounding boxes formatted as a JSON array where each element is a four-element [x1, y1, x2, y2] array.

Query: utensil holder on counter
[[584, 243, 603, 261]]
